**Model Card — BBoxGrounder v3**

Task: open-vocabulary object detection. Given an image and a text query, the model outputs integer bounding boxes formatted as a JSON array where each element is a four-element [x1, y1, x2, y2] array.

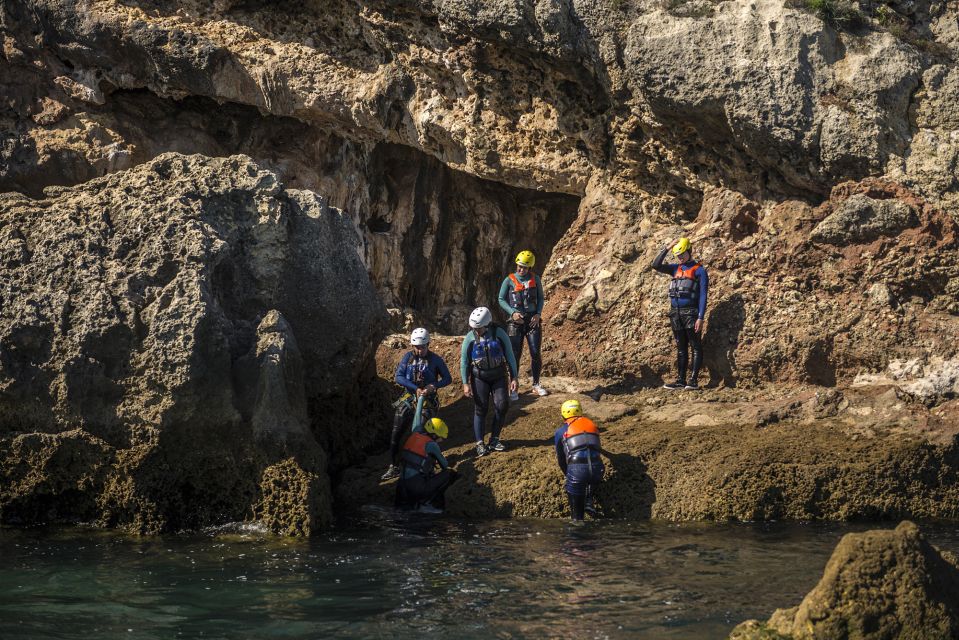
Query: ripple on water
[[1, 518, 958, 639]]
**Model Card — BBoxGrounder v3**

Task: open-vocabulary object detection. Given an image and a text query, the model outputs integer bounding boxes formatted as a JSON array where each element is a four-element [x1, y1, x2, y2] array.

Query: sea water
[[2, 512, 957, 639]]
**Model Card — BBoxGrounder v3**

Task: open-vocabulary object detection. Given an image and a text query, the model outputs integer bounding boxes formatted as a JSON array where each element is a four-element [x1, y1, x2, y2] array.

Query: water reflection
[[1, 517, 958, 639]]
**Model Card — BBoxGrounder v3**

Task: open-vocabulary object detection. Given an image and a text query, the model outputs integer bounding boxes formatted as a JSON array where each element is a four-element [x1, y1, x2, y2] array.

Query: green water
[[2, 512, 958, 639]]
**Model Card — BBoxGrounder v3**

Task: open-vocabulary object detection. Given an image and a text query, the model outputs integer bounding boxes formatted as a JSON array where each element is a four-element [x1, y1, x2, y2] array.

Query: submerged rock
[[0, 153, 385, 533], [730, 521, 959, 639]]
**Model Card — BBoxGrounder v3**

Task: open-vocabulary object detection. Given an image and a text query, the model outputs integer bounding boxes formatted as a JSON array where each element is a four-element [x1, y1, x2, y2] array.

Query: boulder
[[0, 153, 386, 533], [731, 521, 959, 639], [811, 193, 920, 245]]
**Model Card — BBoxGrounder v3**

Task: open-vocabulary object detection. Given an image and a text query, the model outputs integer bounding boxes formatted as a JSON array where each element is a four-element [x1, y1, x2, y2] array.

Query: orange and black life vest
[[668, 263, 701, 301], [508, 272, 539, 311], [562, 417, 601, 464], [400, 432, 436, 476]]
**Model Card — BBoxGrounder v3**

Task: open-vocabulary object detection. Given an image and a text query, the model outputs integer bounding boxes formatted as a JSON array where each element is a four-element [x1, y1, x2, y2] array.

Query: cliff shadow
[[598, 451, 655, 519], [703, 293, 745, 388]]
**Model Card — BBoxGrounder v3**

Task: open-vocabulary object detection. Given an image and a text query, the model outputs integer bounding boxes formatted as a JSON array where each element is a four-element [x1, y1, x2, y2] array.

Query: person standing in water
[[554, 399, 604, 522], [498, 250, 547, 400], [460, 306, 518, 457]]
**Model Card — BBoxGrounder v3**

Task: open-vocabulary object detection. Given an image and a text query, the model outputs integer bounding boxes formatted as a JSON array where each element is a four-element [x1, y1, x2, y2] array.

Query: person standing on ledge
[[381, 328, 452, 481], [460, 306, 518, 457], [498, 250, 547, 400], [651, 237, 708, 390], [554, 399, 604, 522]]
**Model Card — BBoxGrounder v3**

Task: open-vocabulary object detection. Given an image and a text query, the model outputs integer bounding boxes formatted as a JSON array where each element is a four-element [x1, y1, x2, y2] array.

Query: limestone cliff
[[0, 153, 385, 533], [1, 0, 959, 532]]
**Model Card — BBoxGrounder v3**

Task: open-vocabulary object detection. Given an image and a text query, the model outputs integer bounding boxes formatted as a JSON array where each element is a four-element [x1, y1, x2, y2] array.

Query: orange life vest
[[508, 272, 538, 311], [562, 417, 601, 463], [669, 263, 701, 300], [401, 432, 435, 476]]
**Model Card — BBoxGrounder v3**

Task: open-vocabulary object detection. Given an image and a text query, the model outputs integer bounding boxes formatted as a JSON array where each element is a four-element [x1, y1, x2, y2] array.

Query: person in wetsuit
[[395, 407, 457, 514], [651, 237, 709, 390], [497, 250, 547, 399], [554, 399, 604, 522], [460, 306, 518, 457], [381, 328, 452, 480]]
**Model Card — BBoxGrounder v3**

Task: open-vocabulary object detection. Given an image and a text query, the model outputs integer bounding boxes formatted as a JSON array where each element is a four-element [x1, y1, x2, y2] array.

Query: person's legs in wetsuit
[[526, 322, 542, 385], [686, 325, 703, 387], [488, 377, 510, 444], [389, 402, 414, 461], [565, 460, 606, 521], [471, 376, 492, 445], [508, 321, 526, 375]]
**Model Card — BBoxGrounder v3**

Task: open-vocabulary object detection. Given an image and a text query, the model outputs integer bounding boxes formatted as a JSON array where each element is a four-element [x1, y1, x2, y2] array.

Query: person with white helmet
[[459, 307, 518, 457], [381, 327, 453, 480], [651, 237, 709, 390], [498, 249, 547, 399]]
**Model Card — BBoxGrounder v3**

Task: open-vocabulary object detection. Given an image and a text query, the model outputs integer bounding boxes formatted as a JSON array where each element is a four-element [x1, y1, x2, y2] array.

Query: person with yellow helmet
[[652, 237, 709, 390], [395, 398, 458, 514], [553, 399, 605, 521], [498, 249, 547, 399]]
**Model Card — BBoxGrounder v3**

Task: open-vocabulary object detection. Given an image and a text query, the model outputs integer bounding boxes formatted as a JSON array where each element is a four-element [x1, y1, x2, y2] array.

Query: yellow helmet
[[672, 237, 691, 256], [425, 417, 449, 439], [561, 399, 583, 419], [515, 250, 535, 268]]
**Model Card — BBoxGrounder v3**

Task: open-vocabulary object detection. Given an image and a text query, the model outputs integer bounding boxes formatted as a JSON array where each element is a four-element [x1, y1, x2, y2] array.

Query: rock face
[[2, 0, 959, 531], [0, 153, 385, 533], [731, 521, 959, 639]]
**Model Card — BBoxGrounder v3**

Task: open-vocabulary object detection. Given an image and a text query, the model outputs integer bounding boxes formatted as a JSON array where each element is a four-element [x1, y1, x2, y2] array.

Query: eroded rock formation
[[0, 153, 385, 533], [730, 521, 959, 639], [1, 0, 959, 532]]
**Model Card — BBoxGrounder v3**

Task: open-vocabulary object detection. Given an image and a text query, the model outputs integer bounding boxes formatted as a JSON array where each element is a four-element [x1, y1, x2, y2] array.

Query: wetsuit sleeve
[[498, 277, 517, 315], [697, 266, 709, 319], [432, 354, 452, 389], [425, 441, 449, 470], [394, 352, 419, 392], [460, 333, 473, 383], [651, 247, 674, 275], [411, 395, 426, 433], [554, 426, 568, 473], [497, 327, 518, 378], [535, 274, 544, 315]]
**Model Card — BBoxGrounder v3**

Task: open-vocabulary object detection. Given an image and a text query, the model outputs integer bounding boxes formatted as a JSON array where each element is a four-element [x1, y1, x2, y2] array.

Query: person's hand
[[530, 314, 541, 328], [695, 318, 703, 333], [511, 311, 524, 322], [509, 379, 518, 394], [462, 383, 472, 398]]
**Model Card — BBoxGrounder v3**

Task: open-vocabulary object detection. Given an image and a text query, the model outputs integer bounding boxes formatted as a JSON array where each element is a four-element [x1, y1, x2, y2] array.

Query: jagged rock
[[0, 153, 385, 532], [730, 521, 959, 639], [811, 193, 919, 245]]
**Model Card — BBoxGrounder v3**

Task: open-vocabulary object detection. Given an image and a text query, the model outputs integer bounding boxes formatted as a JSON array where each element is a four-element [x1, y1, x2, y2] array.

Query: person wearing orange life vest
[[497, 250, 547, 399], [651, 237, 709, 390], [553, 399, 605, 522], [395, 404, 458, 514]]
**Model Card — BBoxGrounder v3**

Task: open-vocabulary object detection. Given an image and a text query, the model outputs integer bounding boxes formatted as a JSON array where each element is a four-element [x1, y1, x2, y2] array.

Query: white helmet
[[410, 328, 430, 346], [469, 307, 492, 329]]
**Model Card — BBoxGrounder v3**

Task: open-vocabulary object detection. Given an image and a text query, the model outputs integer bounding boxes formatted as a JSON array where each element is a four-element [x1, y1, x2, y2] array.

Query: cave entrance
[[362, 143, 581, 332]]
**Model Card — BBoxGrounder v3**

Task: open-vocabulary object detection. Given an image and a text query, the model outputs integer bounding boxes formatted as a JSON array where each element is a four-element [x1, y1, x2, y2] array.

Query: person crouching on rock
[[651, 237, 709, 390], [498, 250, 547, 400], [395, 408, 458, 514], [382, 328, 452, 480], [554, 399, 604, 522], [460, 306, 518, 457]]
